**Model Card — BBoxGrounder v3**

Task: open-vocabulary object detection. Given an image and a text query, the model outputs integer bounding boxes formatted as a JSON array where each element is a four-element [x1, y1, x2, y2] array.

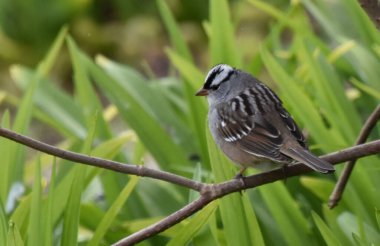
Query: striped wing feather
[[216, 85, 293, 163], [216, 82, 334, 172]]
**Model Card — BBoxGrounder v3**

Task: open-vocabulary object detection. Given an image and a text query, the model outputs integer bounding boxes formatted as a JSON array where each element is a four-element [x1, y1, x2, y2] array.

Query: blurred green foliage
[[0, 0, 380, 245]]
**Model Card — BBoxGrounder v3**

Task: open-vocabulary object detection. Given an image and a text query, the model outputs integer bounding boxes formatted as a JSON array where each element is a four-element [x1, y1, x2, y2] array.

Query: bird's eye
[[210, 84, 220, 90]]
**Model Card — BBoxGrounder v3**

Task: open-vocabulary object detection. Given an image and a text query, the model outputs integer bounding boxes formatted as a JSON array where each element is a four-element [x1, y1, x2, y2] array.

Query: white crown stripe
[[205, 64, 235, 89]]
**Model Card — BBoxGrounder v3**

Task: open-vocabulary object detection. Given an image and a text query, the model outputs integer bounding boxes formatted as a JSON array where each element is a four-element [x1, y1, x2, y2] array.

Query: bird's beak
[[195, 88, 208, 96]]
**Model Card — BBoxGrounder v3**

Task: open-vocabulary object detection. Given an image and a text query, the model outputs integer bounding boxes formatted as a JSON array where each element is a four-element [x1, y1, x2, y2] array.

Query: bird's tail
[[282, 147, 335, 174]]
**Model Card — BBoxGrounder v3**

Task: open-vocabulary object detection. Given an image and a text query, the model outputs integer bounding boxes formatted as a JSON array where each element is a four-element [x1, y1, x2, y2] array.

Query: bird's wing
[[216, 98, 290, 163], [215, 85, 334, 173], [276, 106, 307, 149]]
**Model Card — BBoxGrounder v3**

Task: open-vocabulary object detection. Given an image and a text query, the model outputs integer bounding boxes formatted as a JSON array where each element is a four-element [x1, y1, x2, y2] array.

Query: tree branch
[[0, 126, 379, 245], [328, 104, 380, 208], [0, 127, 203, 192], [114, 140, 380, 245]]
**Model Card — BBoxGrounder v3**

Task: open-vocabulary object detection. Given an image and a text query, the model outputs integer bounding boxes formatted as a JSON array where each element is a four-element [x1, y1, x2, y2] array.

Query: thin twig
[[115, 195, 215, 246], [114, 140, 380, 245], [1, 127, 380, 245], [0, 127, 203, 192], [328, 104, 380, 208]]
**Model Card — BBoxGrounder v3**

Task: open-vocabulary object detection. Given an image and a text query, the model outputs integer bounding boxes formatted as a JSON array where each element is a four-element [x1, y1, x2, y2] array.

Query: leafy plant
[[0, 0, 379, 245]]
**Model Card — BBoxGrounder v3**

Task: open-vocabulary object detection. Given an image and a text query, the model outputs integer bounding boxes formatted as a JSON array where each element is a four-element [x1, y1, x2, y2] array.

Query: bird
[[195, 64, 335, 175]]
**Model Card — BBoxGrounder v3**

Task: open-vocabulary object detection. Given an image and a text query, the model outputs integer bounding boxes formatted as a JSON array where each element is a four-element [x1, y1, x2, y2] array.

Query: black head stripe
[[204, 67, 222, 89], [203, 64, 235, 90], [203, 65, 223, 89]]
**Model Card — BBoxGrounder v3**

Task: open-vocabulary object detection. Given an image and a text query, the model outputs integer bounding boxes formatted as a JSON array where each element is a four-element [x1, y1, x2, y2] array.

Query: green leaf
[[0, 111, 11, 202], [241, 193, 265, 246], [312, 211, 342, 246], [352, 233, 366, 246], [12, 26, 68, 132], [302, 0, 380, 46], [88, 176, 139, 246], [167, 201, 218, 246], [349, 78, 380, 99], [300, 176, 334, 201], [165, 48, 210, 166], [27, 160, 42, 246], [345, 43, 380, 91], [82, 113, 98, 154], [81, 52, 190, 168], [122, 217, 164, 232], [208, 209, 226, 245], [10, 66, 87, 139], [331, 181, 375, 235], [302, 0, 380, 91], [158, 0, 211, 167], [188, 163, 202, 203], [165, 49, 204, 91], [259, 182, 310, 246], [95, 55, 195, 155], [67, 36, 112, 139], [206, 128, 253, 246], [157, 0, 192, 61], [134, 179, 185, 217], [43, 161, 56, 246], [61, 113, 97, 246], [0, 198, 7, 246], [5, 26, 67, 191], [322, 206, 353, 246], [60, 167, 87, 246], [210, 0, 241, 66], [91, 131, 135, 160], [7, 221, 24, 246], [51, 133, 133, 228], [337, 212, 380, 244], [247, 0, 296, 29], [9, 194, 30, 239], [297, 40, 360, 143], [261, 47, 344, 151]]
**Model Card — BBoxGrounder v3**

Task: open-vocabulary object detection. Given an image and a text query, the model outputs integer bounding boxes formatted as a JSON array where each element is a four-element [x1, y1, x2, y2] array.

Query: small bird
[[196, 64, 335, 175]]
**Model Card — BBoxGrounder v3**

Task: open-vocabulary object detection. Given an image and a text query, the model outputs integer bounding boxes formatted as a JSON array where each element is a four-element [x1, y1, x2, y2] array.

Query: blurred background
[[0, 0, 284, 97], [0, 0, 380, 245], [0, 0, 263, 87]]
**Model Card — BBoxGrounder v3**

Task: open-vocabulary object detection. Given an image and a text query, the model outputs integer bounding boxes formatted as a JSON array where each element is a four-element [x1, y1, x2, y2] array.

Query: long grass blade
[[7, 221, 24, 246], [312, 211, 342, 246], [5, 27, 68, 196], [210, 0, 241, 66], [27, 159, 42, 246], [0, 198, 7, 246], [167, 201, 218, 246], [206, 128, 253, 246], [87, 177, 139, 246], [61, 113, 97, 246], [43, 160, 56, 246]]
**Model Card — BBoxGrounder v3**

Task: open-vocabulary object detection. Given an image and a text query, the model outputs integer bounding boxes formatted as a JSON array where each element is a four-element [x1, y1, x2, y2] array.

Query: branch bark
[[114, 140, 380, 245], [0, 127, 203, 192], [359, 0, 380, 29], [0, 127, 380, 245], [328, 104, 380, 208]]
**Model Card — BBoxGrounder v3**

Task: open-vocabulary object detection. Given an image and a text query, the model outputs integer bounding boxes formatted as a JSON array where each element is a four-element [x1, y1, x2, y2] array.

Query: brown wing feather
[[277, 106, 307, 148], [235, 120, 292, 163], [214, 84, 334, 173], [216, 100, 292, 163]]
